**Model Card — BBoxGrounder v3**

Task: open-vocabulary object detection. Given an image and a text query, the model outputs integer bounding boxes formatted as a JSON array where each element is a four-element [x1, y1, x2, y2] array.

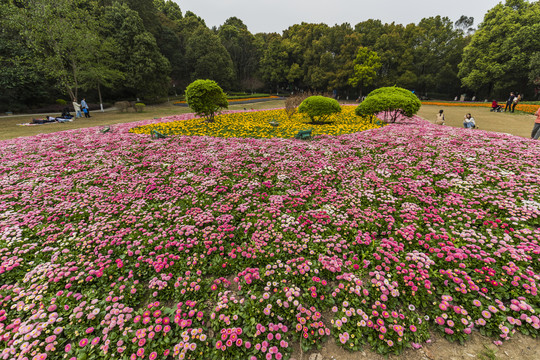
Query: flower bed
[[130, 107, 381, 138], [421, 101, 540, 114], [0, 115, 539, 360]]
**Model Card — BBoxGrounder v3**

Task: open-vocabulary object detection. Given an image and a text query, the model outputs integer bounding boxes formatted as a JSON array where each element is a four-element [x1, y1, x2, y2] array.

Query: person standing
[[81, 98, 91, 118], [504, 92, 515, 112], [72, 99, 82, 118], [511, 93, 521, 113], [532, 107, 540, 140]]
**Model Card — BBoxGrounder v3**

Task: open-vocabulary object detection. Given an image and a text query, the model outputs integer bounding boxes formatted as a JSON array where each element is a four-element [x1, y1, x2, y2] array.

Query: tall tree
[[328, 32, 362, 98], [348, 47, 382, 98], [455, 15, 475, 34], [258, 34, 289, 93], [8, 0, 100, 100], [218, 17, 260, 88], [458, 0, 540, 98], [412, 16, 467, 96], [101, 2, 170, 98], [123, 0, 159, 35], [0, 2, 50, 110], [78, 37, 126, 111], [153, 0, 182, 21], [371, 23, 416, 88], [185, 27, 235, 88], [154, 11, 185, 89]]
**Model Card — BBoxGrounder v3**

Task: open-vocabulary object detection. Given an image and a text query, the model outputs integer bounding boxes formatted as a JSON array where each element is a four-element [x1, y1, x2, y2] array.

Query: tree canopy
[[1, 0, 538, 112], [355, 86, 421, 123], [298, 96, 342, 124], [185, 79, 228, 122], [458, 0, 540, 96], [348, 47, 382, 98]]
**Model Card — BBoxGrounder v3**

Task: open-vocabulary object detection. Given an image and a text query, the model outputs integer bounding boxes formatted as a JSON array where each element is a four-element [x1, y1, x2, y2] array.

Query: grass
[[477, 345, 498, 360], [417, 104, 534, 138]]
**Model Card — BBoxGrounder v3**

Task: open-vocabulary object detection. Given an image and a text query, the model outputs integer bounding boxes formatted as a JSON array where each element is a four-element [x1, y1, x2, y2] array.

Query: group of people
[[435, 106, 540, 140], [31, 97, 91, 124], [504, 92, 521, 113], [435, 110, 477, 129], [72, 98, 91, 118]]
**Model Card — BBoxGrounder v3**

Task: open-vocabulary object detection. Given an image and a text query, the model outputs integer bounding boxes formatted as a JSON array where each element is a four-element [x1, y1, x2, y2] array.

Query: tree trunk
[[71, 58, 79, 100], [98, 83, 104, 112], [65, 84, 75, 101]]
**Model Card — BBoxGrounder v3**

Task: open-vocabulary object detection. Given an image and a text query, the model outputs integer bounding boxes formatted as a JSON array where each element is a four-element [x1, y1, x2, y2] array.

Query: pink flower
[[45, 335, 56, 343], [79, 338, 88, 348]]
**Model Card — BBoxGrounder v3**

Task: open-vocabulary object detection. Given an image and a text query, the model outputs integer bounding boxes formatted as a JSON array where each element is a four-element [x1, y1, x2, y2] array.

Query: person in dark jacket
[[504, 92, 515, 112]]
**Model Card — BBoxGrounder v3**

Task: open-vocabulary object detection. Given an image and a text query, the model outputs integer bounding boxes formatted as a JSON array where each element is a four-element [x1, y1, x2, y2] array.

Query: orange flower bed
[[421, 101, 539, 114], [174, 95, 280, 105]]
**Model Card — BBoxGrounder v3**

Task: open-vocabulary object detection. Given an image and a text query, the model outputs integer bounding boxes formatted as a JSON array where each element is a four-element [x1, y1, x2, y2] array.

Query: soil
[[289, 332, 540, 360]]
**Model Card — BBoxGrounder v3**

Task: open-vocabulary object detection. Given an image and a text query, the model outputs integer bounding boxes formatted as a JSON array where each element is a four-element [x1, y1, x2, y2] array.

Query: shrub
[[284, 93, 309, 120], [284, 91, 328, 120], [134, 102, 146, 112], [355, 86, 421, 123], [56, 99, 68, 105], [185, 79, 228, 122], [298, 96, 342, 124]]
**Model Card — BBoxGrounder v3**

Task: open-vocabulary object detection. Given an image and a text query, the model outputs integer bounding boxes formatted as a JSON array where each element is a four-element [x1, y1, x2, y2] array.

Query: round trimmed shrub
[[185, 79, 228, 122], [298, 96, 342, 124], [355, 86, 421, 123], [134, 103, 146, 112]]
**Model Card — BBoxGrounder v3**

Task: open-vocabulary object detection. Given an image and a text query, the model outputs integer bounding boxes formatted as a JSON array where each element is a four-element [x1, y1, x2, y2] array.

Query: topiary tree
[[355, 86, 421, 123], [298, 95, 342, 124], [185, 79, 228, 122]]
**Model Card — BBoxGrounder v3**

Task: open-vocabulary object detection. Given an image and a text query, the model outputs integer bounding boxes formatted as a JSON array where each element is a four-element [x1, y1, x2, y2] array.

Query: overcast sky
[[173, 0, 503, 33]]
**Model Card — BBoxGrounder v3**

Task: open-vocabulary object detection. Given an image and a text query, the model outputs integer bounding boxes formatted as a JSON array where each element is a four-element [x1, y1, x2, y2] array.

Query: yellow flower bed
[[421, 101, 540, 114], [130, 107, 382, 138]]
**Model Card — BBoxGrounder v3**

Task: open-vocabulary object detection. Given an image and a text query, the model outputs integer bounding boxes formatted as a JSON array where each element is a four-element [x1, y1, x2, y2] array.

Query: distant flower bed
[[422, 101, 540, 114], [130, 107, 382, 138]]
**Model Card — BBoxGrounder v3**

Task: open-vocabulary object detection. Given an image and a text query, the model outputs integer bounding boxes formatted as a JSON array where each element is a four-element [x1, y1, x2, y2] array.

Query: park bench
[[294, 129, 312, 140], [151, 129, 167, 139]]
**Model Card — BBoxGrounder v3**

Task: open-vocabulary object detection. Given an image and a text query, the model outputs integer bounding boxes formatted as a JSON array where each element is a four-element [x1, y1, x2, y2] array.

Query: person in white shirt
[[463, 113, 476, 129]]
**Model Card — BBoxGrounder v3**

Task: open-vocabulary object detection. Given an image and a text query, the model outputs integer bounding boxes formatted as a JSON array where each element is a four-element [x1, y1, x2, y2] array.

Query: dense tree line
[[0, 0, 538, 112]]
